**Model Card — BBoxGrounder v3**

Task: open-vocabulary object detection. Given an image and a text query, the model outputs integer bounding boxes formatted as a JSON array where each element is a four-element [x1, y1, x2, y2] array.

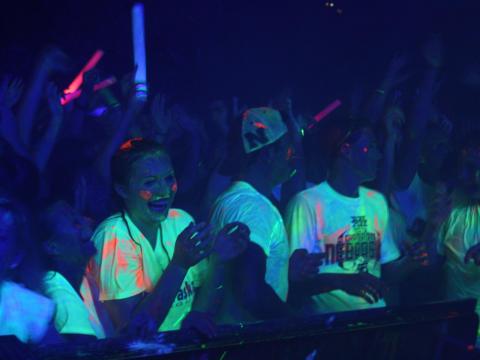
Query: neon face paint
[[362, 146, 369, 153], [120, 137, 143, 151], [254, 122, 268, 129], [139, 190, 153, 201], [171, 182, 178, 193], [286, 146, 294, 161]]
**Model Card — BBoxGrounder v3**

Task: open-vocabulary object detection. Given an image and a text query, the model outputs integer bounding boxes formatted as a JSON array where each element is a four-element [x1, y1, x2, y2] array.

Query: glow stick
[[308, 99, 342, 129], [61, 77, 117, 105], [63, 50, 104, 95], [132, 3, 148, 100]]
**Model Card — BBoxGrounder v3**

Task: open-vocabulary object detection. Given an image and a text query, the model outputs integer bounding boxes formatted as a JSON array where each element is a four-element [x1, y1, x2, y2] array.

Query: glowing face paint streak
[[308, 99, 342, 130], [120, 137, 143, 151], [254, 122, 268, 129], [139, 190, 153, 201], [171, 182, 178, 193], [64, 50, 104, 95], [286, 146, 295, 162], [61, 77, 117, 105]]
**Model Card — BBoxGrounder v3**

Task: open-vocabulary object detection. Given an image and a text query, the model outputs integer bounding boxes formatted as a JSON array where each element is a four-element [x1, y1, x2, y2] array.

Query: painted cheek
[[139, 190, 153, 201], [171, 182, 178, 193]]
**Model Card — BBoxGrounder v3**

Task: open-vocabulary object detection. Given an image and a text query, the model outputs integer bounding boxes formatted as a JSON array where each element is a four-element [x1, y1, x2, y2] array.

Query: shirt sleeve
[[285, 193, 318, 254], [213, 195, 273, 257], [43, 273, 96, 337], [91, 221, 146, 301]]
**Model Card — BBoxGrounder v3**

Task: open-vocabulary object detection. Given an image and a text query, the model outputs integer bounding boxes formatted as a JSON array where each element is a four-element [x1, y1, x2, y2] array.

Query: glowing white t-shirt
[[438, 205, 480, 329], [209, 181, 290, 301], [90, 209, 207, 331], [42, 271, 98, 338], [0, 281, 55, 343], [286, 181, 400, 313]]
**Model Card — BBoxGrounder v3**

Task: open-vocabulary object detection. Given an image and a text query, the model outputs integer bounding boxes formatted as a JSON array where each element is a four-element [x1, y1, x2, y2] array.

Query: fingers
[[358, 273, 385, 302], [465, 244, 480, 264]]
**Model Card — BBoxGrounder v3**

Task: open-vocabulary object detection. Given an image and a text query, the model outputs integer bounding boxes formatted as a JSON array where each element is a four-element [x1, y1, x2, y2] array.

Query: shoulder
[[289, 183, 326, 208], [165, 208, 194, 228], [360, 187, 388, 208], [91, 213, 126, 240]]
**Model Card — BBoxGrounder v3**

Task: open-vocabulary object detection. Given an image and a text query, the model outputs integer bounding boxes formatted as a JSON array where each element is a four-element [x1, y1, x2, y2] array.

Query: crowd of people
[[1, 34, 480, 349]]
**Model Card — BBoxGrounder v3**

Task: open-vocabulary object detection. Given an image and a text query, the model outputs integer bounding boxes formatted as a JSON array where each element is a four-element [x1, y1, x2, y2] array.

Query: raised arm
[[32, 82, 63, 173], [364, 54, 409, 125], [17, 47, 69, 149], [395, 37, 442, 189]]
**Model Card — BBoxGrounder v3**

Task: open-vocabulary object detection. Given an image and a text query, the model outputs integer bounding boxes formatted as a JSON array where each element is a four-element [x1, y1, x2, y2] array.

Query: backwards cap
[[241, 107, 288, 154]]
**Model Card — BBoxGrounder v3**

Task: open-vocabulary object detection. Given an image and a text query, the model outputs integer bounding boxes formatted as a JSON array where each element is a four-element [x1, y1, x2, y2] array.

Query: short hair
[[327, 117, 373, 162], [111, 138, 169, 186]]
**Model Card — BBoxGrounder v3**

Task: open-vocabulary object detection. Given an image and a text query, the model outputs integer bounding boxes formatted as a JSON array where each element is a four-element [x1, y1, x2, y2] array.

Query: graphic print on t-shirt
[[323, 215, 381, 273]]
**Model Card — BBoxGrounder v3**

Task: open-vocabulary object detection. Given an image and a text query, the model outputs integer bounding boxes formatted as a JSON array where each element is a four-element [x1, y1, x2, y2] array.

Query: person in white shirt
[[210, 107, 296, 322], [437, 134, 480, 340], [89, 138, 248, 336], [286, 122, 426, 314], [0, 196, 56, 344], [37, 201, 112, 341]]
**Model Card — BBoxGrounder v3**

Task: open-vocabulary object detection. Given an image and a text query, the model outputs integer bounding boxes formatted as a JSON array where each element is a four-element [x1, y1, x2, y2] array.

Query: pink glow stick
[[63, 50, 104, 95], [308, 99, 342, 129], [61, 77, 117, 105]]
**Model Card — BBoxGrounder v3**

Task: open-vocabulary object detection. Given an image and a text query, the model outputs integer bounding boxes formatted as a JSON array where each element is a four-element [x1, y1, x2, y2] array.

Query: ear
[[43, 240, 60, 256], [114, 183, 128, 200]]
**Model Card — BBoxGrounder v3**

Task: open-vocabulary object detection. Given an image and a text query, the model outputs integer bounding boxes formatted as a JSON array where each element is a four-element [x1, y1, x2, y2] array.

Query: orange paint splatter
[[254, 121, 268, 129], [120, 137, 143, 151], [286, 146, 294, 161], [139, 190, 153, 201], [169, 209, 180, 218]]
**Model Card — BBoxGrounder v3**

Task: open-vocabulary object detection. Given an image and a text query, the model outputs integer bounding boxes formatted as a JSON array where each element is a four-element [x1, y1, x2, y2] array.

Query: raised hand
[[213, 222, 250, 262], [172, 222, 215, 269], [38, 46, 71, 74], [0, 76, 24, 109]]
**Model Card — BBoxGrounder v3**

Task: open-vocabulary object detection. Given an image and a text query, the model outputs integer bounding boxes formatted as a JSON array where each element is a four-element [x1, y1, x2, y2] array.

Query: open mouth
[[148, 198, 170, 213]]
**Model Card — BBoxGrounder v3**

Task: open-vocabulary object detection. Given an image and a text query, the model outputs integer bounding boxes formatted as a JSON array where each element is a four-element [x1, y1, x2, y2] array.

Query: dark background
[[1, 0, 480, 111]]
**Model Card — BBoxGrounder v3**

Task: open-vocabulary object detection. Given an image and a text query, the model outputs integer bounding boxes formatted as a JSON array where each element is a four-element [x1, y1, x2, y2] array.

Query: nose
[[153, 180, 172, 197]]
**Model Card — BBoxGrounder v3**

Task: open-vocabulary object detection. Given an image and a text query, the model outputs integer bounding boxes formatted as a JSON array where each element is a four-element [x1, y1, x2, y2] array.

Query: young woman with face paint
[[88, 138, 248, 336]]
